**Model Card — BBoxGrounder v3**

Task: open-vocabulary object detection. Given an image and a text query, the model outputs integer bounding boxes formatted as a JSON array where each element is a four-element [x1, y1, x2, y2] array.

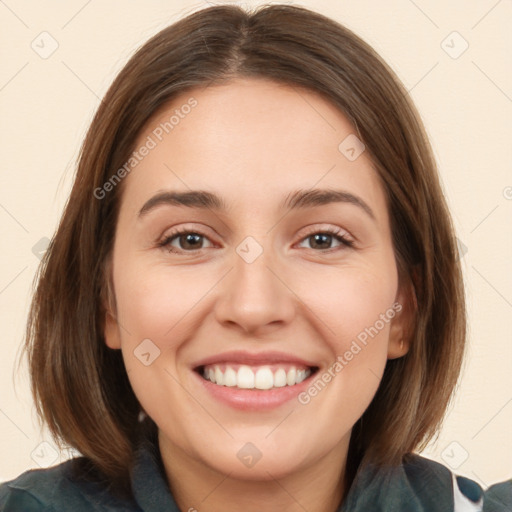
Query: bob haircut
[[23, 3, 466, 499]]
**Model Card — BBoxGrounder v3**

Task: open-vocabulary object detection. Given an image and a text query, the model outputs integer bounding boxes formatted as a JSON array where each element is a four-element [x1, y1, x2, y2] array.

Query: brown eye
[[308, 233, 334, 250], [159, 229, 214, 254], [175, 233, 204, 250], [297, 229, 354, 251]]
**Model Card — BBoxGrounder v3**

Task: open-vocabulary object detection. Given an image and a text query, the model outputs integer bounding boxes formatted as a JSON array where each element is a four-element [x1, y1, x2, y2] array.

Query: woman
[[1, 4, 510, 511]]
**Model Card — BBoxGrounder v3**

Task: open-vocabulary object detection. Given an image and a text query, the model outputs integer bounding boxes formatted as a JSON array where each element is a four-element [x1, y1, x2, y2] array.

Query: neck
[[158, 430, 350, 512]]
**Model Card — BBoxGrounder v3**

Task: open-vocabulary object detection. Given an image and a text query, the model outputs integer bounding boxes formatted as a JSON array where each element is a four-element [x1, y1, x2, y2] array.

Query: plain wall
[[0, 0, 511, 489]]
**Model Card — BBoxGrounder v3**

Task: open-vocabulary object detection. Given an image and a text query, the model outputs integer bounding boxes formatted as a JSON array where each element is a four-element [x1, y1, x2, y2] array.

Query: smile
[[191, 351, 320, 410], [199, 364, 316, 390]]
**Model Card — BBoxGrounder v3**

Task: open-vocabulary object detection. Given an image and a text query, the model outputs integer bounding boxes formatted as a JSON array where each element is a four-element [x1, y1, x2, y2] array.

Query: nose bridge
[[214, 234, 295, 333]]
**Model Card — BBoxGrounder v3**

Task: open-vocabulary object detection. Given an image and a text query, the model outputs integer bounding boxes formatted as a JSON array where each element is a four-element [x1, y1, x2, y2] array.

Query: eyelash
[[157, 226, 355, 255]]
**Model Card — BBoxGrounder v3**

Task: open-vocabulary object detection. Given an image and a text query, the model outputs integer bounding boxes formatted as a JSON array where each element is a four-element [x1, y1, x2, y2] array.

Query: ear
[[104, 309, 122, 350], [101, 256, 122, 350], [387, 274, 417, 360]]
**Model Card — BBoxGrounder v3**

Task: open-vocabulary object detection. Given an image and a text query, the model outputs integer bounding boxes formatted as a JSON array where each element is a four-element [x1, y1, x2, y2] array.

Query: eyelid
[[297, 224, 353, 241]]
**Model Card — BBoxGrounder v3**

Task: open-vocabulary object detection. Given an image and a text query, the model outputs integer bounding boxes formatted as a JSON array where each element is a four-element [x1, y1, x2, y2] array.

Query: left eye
[[297, 230, 354, 251]]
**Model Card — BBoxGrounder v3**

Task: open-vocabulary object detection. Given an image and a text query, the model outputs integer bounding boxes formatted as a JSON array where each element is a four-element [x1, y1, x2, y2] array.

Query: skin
[[103, 77, 414, 512]]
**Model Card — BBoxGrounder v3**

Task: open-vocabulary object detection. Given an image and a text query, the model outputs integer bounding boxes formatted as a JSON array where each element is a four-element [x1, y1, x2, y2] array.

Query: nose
[[213, 244, 296, 335]]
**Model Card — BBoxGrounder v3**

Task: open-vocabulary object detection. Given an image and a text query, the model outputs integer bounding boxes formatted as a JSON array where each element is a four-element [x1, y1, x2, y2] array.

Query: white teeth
[[254, 367, 273, 390], [286, 368, 296, 386], [214, 366, 224, 386], [201, 364, 312, 390], [224, 366, 237, 387], [273, 368, 287, 387], [237, 366, 255, 388]]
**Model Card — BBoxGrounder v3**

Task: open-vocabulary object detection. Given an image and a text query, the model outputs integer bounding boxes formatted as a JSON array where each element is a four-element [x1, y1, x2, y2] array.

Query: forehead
[[118, 77, 387, 222]]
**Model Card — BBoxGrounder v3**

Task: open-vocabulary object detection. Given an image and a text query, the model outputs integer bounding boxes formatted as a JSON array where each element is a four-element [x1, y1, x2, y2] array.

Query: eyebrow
[[138, 188, 375, 221]]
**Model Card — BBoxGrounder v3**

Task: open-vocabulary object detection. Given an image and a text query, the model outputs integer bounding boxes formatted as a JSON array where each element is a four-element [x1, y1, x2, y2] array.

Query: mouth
[[195, 363, 320, 391], [191, 350, 321, 410]]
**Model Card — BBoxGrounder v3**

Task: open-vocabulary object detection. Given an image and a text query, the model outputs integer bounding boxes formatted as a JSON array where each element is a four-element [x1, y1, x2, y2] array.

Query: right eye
[[158, 228, 215, 254]]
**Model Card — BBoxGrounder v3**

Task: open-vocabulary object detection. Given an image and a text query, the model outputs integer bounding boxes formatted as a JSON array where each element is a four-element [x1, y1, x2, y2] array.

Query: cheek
[[295, 279, 396, 427], [114, 261, 215, 343], [294, 258, 398, 396], [297, 258, 398, 345], [112, 262, 202, 421]]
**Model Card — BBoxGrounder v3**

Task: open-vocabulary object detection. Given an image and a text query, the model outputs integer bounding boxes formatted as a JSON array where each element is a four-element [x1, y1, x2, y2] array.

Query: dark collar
[[130, 432, 460, 512], [339, 452, 457, 511], [131, 432, 180, 511]]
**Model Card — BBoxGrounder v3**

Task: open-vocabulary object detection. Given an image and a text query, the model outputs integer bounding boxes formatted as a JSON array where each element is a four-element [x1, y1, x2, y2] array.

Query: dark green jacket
[[1, 434, 511, 511]]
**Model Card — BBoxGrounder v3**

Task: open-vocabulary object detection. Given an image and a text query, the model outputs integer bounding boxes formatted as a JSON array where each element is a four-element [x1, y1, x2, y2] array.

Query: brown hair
[[23, 3, 466, 500]]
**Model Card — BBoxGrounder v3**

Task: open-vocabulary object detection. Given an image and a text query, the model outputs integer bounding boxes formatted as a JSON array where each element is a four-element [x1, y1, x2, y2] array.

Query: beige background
[[1, 0, 511, 489]]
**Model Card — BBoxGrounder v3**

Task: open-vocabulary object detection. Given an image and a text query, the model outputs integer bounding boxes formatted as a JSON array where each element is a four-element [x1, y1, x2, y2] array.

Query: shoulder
[[343, 452, 511, 511], [0, 458, 139, 512], [479, 478, 512, 512], [403, 453, 512, 511], [1, 461, 69, 511]]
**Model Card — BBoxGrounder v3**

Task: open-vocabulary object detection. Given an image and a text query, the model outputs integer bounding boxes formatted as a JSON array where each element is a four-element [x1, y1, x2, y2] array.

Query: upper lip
[[192, 350, 318, 369]]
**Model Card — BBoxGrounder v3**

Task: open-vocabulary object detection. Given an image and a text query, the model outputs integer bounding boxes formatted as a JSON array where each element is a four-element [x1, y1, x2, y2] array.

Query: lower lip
[[193, 369, 316, 411]]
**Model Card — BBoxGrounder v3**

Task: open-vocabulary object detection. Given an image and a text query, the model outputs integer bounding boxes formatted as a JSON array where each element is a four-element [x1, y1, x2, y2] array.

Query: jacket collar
[[131, 432, 180, 511], [340, 452, 455, 511], [130, 431, 456, 512]]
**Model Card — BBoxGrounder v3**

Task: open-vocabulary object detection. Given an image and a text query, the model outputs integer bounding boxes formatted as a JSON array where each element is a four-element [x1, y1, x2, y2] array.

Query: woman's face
[[104, 77, 411, 480]]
